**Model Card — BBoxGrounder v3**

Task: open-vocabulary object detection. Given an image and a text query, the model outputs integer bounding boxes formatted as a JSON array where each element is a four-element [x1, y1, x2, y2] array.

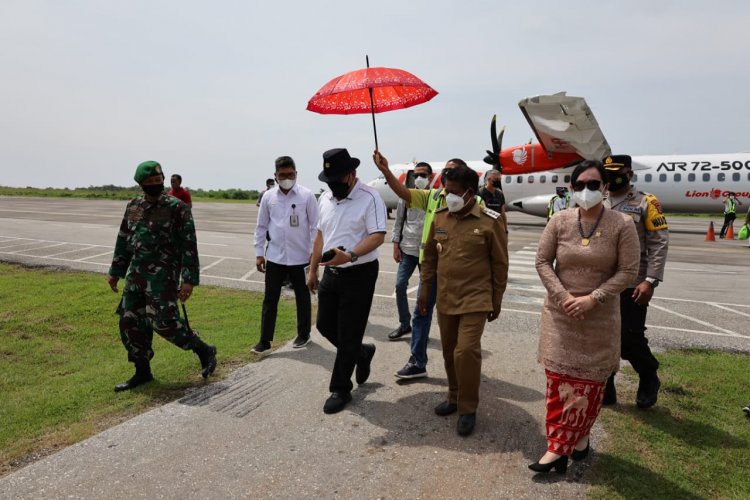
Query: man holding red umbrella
[[307, 148, 388, 414]]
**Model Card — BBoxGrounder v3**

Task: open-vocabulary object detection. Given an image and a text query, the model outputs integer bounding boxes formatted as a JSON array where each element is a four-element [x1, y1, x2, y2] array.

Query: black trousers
[[620, 289, 660, 376], [316, 260, 379, 393], [720, 212, 736, 237], [260, 261, 311, 342]]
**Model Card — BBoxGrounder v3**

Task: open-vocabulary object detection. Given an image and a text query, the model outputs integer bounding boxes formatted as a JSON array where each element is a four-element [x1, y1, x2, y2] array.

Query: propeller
[[482, 115, 505, 172]]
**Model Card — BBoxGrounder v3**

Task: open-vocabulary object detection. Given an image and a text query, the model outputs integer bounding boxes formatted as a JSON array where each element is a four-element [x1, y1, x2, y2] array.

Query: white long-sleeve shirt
[[254, 184, 319, 266]]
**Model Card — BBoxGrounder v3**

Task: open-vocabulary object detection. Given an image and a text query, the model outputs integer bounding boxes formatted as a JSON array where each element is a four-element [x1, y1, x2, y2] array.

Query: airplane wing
[[518, 92, 611, 160]]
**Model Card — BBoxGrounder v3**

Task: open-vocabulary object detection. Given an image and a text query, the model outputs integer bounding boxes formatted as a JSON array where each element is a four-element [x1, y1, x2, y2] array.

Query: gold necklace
[[577, 206, 605, 246]]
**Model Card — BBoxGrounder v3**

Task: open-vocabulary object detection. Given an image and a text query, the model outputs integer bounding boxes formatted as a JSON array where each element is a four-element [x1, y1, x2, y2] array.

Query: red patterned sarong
[[544, 369, 605, 455]]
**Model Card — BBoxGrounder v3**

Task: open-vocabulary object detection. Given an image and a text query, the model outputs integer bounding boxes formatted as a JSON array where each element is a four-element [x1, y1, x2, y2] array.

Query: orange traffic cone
[[726, 223, 735, 240], [705, 221, 716, 241]]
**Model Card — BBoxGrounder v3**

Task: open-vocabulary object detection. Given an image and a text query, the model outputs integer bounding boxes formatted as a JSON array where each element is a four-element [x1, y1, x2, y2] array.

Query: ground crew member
[[603, 154, 668, 408], [419, 164, 508, 436], [478, 169, 506, 223], [108, 161, 216, 392], [308, 148, 387, 414], [720, 192, 742, 238], [373, 152, 484, 382], [547, 187, 571, 220]]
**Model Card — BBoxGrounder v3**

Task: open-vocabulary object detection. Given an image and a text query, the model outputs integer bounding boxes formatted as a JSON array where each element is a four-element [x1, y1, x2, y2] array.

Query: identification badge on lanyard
[[290, 214, 299, 227]]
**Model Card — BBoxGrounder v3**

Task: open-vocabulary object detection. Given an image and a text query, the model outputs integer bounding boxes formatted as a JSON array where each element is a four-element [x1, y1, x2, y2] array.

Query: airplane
[[367, 93, 750, 217]]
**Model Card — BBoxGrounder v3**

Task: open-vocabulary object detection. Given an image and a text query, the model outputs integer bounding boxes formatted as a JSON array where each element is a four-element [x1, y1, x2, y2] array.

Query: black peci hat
[[318, 148, 360, 182]]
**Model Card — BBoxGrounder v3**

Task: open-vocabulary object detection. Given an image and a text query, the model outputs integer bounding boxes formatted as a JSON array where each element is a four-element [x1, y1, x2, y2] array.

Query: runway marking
[[649, 303, 739, 336], [667, 266, 737, 275], [76, 251, 113, 262], [708, 303, 750, 319], [46, 245, 98, 257], [240, 270, 256, 281], [198, 242, 228, 247], [201, 257, 227, 273]]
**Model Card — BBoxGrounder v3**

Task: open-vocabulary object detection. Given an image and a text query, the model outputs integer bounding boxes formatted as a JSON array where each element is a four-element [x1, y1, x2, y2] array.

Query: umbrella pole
[[366, 55, 379, 151]]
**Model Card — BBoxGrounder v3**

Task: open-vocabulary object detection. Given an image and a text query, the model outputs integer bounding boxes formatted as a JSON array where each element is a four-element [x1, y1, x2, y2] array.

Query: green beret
[[134, 161, 164, 184]]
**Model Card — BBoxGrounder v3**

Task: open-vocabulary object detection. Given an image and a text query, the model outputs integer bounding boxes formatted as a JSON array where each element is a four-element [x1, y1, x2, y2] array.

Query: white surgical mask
[[572, 188, 603, 210], [446, 192, 468, 213], [278, 179, 295, 191], [414, 176, 430, 189]]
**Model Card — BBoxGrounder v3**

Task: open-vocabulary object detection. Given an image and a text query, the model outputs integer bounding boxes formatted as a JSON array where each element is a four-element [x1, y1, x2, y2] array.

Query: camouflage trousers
[[116, 269, 198, 363]]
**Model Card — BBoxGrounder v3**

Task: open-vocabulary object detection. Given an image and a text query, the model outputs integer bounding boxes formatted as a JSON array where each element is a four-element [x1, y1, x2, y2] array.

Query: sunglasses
[[571, 180, 602, 192]]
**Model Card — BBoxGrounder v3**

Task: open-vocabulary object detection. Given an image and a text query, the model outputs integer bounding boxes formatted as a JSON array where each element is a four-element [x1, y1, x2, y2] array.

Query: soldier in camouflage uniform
[[603, 155, 668, 409], [107, 161, 217, 392]]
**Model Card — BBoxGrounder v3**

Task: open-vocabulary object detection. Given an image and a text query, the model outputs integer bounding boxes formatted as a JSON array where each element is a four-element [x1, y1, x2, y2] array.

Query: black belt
[[325, 260, 376, 275]]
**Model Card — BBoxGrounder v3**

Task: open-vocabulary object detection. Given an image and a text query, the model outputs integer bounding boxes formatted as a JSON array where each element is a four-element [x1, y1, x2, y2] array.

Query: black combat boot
[[194, 341, 217, 379], [114, 359, 154, 392], [636, 372, 661, 409]]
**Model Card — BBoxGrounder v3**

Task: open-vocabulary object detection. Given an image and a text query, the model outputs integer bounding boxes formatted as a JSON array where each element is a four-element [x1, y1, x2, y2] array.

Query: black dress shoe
[[528, 455, 568, 474], [434, 401, 458, 416], [323, 392, 352, 414], [636, 374, 661, 409], [355, 343, 376, 385], [388, 325, 412, 341], [571, 440, 590, 461], [603, 374, 617, 406], [114, 372, 153, 392], [457, 413, 476, 436]]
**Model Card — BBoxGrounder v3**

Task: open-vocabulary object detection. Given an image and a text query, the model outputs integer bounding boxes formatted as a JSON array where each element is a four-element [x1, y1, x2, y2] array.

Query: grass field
[[0, 262, 297, 476], [588, 350, 750, 499]]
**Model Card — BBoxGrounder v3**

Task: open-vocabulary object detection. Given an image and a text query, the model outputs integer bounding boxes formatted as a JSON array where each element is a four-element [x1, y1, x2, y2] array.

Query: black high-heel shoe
[[571, 441, 590, 461], [528, 455, 568, 474]]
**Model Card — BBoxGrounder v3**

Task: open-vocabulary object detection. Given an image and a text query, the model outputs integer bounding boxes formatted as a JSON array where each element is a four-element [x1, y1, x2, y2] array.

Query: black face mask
[[327, 179, 351, 200], [142, 184, 164, 197], [491, 180, 502, 188], [607, 172, 630, 192]]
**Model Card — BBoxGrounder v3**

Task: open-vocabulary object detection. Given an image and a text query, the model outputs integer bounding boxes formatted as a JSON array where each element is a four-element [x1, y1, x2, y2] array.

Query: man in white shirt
[[307, 148, 387, 414], [253, 156, 319, 354]]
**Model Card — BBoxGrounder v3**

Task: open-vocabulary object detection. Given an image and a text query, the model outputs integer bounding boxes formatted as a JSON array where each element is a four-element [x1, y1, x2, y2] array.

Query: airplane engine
[[506, 194, 556, 218]]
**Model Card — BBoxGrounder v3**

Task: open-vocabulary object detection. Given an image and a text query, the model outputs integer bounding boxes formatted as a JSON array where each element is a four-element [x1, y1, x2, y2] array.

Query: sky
[[1, 0, 749, 192]]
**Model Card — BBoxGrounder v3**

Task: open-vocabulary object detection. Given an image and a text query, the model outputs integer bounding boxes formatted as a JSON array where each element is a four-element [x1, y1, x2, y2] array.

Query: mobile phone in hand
[[321, 246, 345, 263]]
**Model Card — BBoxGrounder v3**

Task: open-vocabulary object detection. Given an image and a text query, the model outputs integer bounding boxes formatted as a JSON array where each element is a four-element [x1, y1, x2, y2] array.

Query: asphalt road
[[1, 196, 748, 499]]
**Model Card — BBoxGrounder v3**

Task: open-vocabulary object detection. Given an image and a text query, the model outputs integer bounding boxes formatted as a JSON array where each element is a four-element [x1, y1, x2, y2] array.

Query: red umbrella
[[307, 56, 437, 150]]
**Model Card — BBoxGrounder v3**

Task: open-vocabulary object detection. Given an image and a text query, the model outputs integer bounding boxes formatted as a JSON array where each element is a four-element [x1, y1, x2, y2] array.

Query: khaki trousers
[[437, 311, 487, 415]]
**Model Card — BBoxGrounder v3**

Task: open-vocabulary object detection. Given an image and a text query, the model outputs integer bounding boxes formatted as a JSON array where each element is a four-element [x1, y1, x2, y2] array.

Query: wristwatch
[[348, 251, 359, 263], [645, 277, 659, 288]]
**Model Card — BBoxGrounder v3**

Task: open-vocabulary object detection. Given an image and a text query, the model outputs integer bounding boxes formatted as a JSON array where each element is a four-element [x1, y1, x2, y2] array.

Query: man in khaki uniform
[[418, 164, 508, 436]]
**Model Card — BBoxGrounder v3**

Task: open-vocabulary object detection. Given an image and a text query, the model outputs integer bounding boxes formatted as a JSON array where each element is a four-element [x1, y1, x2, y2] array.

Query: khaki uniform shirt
[[605, 185, 669, 285], [421, 203, 509, 315]]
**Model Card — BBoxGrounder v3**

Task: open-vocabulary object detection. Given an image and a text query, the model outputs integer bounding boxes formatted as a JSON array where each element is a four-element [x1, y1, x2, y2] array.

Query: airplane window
[[733, 173, 740, 181], [551, 175, 558, 183], [644, 174, 652, 182], [540, 175, 546, 183], [674, 173, 681, 182], [659, 174, 667, 182], [688, 173, 696, 182], [703, 173, 710, 181], [632, 174, 638, 182], [505, 176, 511, 184], [718, 173, 725, 181], [564, 175, 571, 183], [528, 176, 534, 184], [516, 176, 523, 183]]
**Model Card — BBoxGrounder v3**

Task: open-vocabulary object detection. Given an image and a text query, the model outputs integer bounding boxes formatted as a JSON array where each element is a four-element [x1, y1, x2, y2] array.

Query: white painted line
[[508, 272, 540, 280], [0, 254, 110, 266], [202, 273, 264, 285], [654, 296, 750, 308], [649, 303, 739, 336], [201, 257, 227, 273], [0, 241, 44, 251], [198, 242, 228, 247], [667, 266, 736, 275], [645, 324, 748, 339], [76, 251, 113, 262], [6, 242, 68, 254], [517, 251, 538, 256], [46, 245, 98, 257], [708, 303, 750, 319], [240, 269, 256, 281]]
